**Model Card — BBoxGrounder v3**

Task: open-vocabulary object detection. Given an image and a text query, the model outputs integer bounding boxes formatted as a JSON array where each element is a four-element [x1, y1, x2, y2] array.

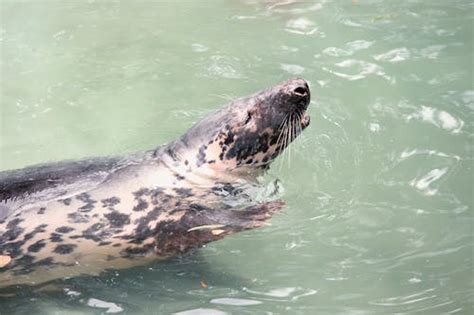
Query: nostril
[[293, 86, 308, 96]]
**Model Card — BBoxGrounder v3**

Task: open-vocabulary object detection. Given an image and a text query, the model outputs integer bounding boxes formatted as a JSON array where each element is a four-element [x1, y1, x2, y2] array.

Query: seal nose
[[292, 84, 309, 97], [290, 80, 310, 105]]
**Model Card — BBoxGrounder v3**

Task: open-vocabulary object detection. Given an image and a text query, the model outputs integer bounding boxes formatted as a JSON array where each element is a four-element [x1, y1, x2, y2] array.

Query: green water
[[0, 0, 473, 314]]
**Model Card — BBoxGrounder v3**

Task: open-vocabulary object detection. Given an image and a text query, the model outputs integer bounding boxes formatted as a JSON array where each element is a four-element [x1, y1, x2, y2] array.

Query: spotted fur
[[0, 78, 310, 287]]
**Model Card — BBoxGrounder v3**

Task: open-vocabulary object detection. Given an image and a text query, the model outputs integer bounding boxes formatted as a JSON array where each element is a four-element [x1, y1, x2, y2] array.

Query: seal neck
[[157, 140, 262, 187]]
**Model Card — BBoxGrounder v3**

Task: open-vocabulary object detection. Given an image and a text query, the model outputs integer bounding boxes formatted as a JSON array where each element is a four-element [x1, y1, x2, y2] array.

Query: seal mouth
[[301, 111, 310, 129]]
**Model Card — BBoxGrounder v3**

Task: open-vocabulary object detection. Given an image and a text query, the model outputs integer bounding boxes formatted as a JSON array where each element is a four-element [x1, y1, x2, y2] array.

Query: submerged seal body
[[0, 78, 311, 287]]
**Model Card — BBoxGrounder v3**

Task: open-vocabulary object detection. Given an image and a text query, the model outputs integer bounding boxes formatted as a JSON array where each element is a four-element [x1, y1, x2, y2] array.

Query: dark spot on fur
[[59, 198, 72, 206], [56, 226, 75, 234], [99, 241, 112, 246], [67, 212, 89, 223], [76, 192, 97, 212], [133, 188, 150, 199], [173, 188, 193, 198], [23, 224, 47, 241], [196, 145, 207, 167], [104, 211, 130, 228], [78, 203, 94, 213], [224, 130, 235, 146], [12, 254, 34, 269], [37, 207, 46, 215], [175, 174, 186, 181], [225, 130, 271, 163], [7, 218, 23, 229], [50, 233, 63, 242], [82, 223, 111, 242], [1, 218, 25, 242], [54, 244, 77, 255], [27, 239, 46, 253], [149, 187, 165, 203], [122, 244, 154, 258], [101, 197, 121, 210], [133, 199, 148, 212], [122, 206, 163, 244], [36, 257, 55, 266]]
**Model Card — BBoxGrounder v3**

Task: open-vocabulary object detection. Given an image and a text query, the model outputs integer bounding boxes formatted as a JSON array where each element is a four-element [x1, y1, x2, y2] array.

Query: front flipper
[[154, 200, 284, 257]]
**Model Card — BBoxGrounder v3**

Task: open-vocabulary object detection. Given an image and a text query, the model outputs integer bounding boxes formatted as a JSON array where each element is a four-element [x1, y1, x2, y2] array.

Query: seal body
[[0, 78, 310, 287]]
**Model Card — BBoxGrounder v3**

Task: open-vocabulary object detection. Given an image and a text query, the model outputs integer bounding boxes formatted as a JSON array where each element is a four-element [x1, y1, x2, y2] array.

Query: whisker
[[277, 125, 286, 171], [290, 112, 299, 166], [278, 112, 290, 132], [276, 120, 287, 154], [276, 118, 288, 171], [296, 111, 302, 140], [288, 113, 293, 168], [294, 111, 300, 141], [280, 115, 292, 171]]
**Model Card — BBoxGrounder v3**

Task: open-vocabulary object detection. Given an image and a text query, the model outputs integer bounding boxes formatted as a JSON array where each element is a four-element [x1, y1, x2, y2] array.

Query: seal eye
[[244, 112, 252, 125]]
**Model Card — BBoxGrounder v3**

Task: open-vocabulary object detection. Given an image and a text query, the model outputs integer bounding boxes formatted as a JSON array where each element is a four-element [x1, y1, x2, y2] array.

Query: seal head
[[169, 78, 311, 175]]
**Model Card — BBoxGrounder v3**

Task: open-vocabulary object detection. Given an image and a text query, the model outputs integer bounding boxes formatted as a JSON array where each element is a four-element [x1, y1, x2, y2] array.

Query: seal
[[0, 78, 311, 287]]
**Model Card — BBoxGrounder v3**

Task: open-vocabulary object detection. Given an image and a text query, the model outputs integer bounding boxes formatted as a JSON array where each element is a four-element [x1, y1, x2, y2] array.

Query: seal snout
[[286, 78, 311, 129], [287, 78, 311, 109]]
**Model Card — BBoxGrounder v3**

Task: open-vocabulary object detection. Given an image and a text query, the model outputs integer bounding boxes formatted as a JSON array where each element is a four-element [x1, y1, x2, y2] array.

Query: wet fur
[[0, 78, 310, 287]]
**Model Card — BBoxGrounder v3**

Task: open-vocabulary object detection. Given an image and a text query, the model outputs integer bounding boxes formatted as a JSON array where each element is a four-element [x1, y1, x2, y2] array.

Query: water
[[0, 0, 472, 314]]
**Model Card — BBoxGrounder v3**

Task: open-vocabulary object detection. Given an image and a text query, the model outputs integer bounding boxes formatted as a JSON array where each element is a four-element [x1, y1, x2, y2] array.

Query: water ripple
[[405, 106, 464, 133], [285, 18, 322, 36], [86, 297, 124, 313], [280, 63, 304, 75], [373, 47, 411, 62], [323, 40, 374, 57], [410, 167, 449, 196], [206, 55, 245, 79], [210, 297, 262, 306], [243, 286, 318, 301], [370, 288, 438, 306], [323, 59, 393, 82], [175, 308, 228, 315]]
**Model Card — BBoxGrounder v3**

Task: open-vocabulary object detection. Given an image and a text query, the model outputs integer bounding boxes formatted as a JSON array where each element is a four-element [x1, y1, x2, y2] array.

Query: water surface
[[0, 0, 473, 314]]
